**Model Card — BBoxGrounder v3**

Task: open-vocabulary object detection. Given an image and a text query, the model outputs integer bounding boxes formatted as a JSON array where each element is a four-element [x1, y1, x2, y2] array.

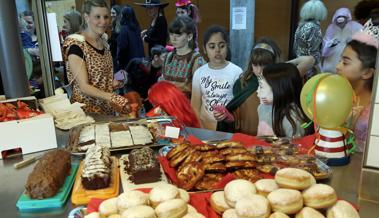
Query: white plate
[[119, 154, 168, 191]]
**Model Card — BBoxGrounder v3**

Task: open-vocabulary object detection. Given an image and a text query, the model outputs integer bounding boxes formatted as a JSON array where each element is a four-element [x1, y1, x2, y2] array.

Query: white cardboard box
[[0, 97, 57, 159]]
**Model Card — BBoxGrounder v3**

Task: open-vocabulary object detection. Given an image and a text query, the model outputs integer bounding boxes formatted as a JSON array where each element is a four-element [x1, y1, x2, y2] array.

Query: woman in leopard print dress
[[63, 0, 130, 115]]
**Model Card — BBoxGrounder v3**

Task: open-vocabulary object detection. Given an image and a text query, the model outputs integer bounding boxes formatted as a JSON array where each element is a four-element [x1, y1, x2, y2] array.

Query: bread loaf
[[25, 149, 71, 199]]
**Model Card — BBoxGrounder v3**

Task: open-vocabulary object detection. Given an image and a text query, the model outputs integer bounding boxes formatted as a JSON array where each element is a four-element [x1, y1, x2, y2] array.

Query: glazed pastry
[[166, 143, 190, 159], [177, 162, 205, 190]]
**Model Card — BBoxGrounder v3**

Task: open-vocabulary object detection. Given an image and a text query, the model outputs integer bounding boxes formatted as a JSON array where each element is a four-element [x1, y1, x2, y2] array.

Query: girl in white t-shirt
[[191, 26, 243, 130]]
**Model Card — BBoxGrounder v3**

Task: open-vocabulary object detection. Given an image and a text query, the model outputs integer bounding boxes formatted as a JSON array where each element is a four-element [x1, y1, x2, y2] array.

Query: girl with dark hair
[[116, 5, 145, 71], [175, 0, 201, 49], [216, 37, 281, 135], [148, 81, 200, 128], [136, 0, 169, 55], [258, 63, 312, 137], [192, 25, 242, 130], [161, 15, 205, 97], [216, 37, 314, 135], [336, 20, 378, 152], [109, 4, 122, 72]]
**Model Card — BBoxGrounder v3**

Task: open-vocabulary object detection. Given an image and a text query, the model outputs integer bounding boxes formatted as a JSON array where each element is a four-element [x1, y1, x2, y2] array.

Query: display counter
[[0, 127, 377, 218]]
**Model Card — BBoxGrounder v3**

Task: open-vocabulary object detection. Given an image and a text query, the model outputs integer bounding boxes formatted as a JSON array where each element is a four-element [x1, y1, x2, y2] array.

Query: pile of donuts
[[210, 167, 360, 218], [84, 182, 205, 218]]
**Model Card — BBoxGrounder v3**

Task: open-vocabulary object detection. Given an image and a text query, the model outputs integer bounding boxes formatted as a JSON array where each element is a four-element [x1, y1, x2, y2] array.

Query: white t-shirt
[[191, 62, 243, 130]]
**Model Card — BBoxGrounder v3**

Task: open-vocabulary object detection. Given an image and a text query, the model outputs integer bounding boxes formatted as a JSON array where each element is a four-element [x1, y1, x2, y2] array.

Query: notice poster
[[47, 13, 63, 62], [232, 7, 247, 30]]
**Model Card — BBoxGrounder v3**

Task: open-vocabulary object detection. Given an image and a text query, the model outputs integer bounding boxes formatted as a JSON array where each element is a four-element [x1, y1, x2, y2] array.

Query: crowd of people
[[11, 0, 379, 153]]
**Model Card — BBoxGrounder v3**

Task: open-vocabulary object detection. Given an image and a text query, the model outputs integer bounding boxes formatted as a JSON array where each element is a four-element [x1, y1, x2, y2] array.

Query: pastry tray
[[119, 154, 169, 191], [67, 116, 179, 155], [16, 163, 79, 212], [71, 157, 119, 205]]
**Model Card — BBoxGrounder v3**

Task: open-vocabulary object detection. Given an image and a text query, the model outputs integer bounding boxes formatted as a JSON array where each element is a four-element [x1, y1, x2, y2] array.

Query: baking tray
[[16, 163, 79, 212], [67, 116, 179, 155], [158, 142, 332, 183]]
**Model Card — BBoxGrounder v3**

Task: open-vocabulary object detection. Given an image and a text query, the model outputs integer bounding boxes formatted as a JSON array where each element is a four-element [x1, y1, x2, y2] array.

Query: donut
[[255, 179, 279, 197], [269, 212, 291, 218], [117, 190, 148, 212], [267, 188, 303, 214], [235, 195, 271, 218], [99, 197, 118, 216], [302, 184, 337, 209], [210, 191, 231, 214], [121, 205, 156, 218], [224, 179, 257, 207], [275, 168, 315, 190], [222, 209, 239, 218], [155, 199, 188, 218], [149, 182, 179, 208], [326, 200, 360, 218], [295, 207, 325, 218]]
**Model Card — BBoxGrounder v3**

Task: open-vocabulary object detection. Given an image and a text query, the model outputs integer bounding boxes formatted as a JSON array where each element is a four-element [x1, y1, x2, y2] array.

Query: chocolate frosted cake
[[81, 146, 112, 190], [126, 147, 161, 184], [25, 149, 71, 199]]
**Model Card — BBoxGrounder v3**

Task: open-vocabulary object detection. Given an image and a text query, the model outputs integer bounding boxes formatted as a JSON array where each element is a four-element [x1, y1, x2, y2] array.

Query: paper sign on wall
[[47, 13, 62, 62], [232, 7, 247, 30]]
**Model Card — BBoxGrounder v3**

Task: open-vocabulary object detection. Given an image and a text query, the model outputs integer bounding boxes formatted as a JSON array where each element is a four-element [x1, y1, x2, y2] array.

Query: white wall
[[366, 80, 379, 168]]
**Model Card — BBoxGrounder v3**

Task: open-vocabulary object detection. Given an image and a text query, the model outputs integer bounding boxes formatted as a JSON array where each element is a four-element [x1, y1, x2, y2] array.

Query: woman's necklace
[[83, 31, 103, 49]]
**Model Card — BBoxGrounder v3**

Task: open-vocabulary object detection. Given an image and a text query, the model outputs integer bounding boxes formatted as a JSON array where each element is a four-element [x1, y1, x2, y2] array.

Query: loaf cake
[[126, 147, 161, 184], [81, 145, 112, 190], [25, 149, 71, 199]]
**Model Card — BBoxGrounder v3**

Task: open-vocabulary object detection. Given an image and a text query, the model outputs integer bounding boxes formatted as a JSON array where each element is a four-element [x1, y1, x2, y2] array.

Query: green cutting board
[[16, 163, 79, 212]]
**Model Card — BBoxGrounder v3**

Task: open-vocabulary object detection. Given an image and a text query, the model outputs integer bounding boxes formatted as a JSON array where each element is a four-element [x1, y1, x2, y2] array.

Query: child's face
[[252, 64, 264, 77], [204, 33, 228, 65], [176, 8, 189, 17], [169, 32, 192, 49], [336, 46, 371, 86]]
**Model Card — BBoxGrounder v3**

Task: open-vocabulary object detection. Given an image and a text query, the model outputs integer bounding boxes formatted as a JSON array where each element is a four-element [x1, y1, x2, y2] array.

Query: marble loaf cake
[[25, 149, 71, 199], [127, 147, 161, 184], [81, 146, 112, 190]]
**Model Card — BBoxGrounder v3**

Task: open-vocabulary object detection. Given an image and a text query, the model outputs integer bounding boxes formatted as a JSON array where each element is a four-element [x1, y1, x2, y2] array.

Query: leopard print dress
[[63, 34, 114, 115]]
